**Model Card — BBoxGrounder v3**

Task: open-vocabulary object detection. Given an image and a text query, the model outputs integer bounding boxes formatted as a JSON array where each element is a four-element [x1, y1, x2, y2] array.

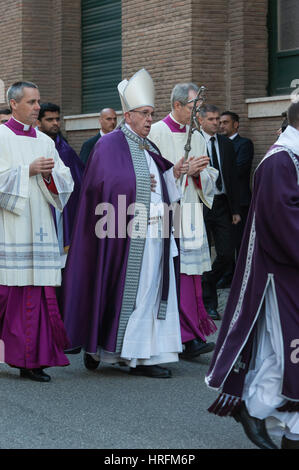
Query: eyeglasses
[[130, 110, 155, 119]]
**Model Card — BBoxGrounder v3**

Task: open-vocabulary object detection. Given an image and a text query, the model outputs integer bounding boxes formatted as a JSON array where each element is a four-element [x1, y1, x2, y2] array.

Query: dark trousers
[[219, 204, 250, 283], [202, 194, 235, 310], [234, 204, 250, 256]]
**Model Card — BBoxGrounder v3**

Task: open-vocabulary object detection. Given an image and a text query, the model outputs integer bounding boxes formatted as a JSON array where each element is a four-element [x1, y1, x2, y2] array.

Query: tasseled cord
[[208, 393, 242, 417]]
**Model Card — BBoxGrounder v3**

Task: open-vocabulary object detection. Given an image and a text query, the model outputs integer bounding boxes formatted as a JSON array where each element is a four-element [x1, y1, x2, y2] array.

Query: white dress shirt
[[201, 129, 226, 195]]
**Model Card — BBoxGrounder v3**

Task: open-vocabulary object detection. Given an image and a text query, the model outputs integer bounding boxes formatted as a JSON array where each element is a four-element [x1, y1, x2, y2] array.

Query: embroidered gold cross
[[139, 142, 150, 151]]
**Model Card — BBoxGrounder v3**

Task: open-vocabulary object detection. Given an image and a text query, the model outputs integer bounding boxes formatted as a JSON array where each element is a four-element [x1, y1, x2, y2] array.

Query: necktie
[[210, 136, 223, 191]]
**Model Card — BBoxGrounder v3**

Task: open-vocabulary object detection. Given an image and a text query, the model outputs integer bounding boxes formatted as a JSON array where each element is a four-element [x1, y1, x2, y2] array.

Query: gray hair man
[[149, 82, 219, 360], [0, 81, 73, 382]]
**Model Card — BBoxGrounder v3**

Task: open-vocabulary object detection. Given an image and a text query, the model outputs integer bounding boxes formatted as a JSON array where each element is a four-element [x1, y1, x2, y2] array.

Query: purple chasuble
[[53, 134, 84, 249], [206, 146, 299, 415], [61, 128, 179, 354]]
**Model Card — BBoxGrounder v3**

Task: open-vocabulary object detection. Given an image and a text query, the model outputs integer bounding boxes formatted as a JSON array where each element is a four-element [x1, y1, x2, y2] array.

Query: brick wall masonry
[[0, 0, 288, 166]]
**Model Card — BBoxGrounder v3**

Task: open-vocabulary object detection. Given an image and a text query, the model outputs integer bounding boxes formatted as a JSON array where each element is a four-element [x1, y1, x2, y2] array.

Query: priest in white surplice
[[0, 81, 74, 382], [149, 83, 218, 360]]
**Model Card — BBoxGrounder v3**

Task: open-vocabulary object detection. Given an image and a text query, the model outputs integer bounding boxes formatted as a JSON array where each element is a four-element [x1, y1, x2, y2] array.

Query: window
[[268, 0, 299, 95], [82, 0, 122, 113]]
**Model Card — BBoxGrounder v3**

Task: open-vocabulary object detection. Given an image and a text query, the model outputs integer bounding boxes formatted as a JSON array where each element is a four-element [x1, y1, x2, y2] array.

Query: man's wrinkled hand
[[173, 156, 186, 179], [185, 155, 210, 177]]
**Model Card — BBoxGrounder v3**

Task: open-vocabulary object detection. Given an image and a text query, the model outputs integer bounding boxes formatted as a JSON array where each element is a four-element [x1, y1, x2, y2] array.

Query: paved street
[[0, 289, 279, 450]]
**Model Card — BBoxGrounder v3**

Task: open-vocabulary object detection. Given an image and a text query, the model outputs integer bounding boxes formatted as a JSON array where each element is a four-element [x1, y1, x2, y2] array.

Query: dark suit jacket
[[79, 131, 102, 166], [214, 133, 240, 215], [231, 134, 254, 207]]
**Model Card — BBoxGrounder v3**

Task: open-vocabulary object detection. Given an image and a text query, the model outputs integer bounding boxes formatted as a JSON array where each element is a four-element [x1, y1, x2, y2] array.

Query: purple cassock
[[61, 127, 179, 354], [53, 134, 84, 250], [206, 144, 299, 415], [0, 286, 69, 369]]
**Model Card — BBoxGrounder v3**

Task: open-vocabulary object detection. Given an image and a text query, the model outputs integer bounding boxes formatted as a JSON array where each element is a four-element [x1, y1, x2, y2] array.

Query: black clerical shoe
[[20, 368, 51, 383], [83, 352, 100, 370], [130, 365, 172, 378], [181, 338, 215, 359], [281, 436, 299, 449], [207, 308, 221, 321], [64, 347, 82, 355], [233, 401, 278, 449]]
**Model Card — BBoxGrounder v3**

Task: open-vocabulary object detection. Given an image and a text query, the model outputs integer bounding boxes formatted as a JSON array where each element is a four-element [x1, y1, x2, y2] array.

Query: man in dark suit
[[79, 108, 117, 166], [198, 105, 241, 320], [219, 111, 254, 290]]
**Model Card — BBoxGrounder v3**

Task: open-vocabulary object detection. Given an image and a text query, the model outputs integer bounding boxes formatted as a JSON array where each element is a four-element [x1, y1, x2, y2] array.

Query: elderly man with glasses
[[62, 69, 188, 378]]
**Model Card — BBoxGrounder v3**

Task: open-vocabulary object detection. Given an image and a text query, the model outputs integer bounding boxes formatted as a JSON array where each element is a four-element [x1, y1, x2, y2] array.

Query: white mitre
[[117, 68, 155, 113]]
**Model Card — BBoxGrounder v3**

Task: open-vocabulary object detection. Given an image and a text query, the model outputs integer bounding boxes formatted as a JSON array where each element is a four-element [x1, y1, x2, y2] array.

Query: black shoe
[[83, 352, 100, 370], [20, 368, 51, 383], [130, 365, 172, 378], [233, 401, 278, 449], [281, 436, 299, 449], [207, 308, 221, 321], [181, 338, 215, 359], [64, 347, 82, 355]]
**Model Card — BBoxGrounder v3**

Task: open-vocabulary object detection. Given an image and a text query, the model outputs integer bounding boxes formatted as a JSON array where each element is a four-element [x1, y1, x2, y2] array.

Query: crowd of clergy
[[0, 68, 298, 449]]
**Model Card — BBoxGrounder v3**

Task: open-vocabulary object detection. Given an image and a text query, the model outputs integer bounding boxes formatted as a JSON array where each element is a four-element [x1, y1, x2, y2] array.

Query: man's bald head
[[99, 108, 117, 134]]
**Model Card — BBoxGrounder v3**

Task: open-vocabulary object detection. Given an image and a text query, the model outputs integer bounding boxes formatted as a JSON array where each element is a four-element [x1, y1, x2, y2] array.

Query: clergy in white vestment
[[62, 69, 189, 378], [0, 81, 74, 382], [149, 82, 218, 360]]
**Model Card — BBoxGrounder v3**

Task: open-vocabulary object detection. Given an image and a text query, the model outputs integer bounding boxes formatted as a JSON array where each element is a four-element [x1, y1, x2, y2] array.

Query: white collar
[[12, 116, 31, 131], [276, 125, 299, 156], [229, 133, 238, 140], [169, 113, 186, 129], [125, 122, 145, 139], [201, 129, 217, 142]]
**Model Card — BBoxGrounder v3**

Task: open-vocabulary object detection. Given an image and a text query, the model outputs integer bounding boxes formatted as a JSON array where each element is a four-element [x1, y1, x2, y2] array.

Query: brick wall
[[121, 0, 273, 167], [122, 0, 193, 122], [22, 1, 56, 101], [250, 116, 282, 172], [0, 0, 23, 107], [192, 0, 228, 111], [0, 0, 81, 119], [60, 0, 82, 116], [0, 0, 288, 169], [66, 129, 99, 156], [191, 0, 271, 165], [228, 0, 269, 163]]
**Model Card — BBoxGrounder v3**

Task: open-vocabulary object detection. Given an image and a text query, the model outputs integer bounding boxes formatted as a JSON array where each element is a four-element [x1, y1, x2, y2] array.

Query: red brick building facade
[[0, 0, 296, 168]]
